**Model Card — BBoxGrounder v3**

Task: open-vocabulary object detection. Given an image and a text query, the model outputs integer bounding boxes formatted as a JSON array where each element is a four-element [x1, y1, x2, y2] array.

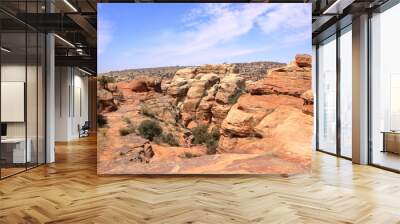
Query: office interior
[[0, 0, 97, 179]]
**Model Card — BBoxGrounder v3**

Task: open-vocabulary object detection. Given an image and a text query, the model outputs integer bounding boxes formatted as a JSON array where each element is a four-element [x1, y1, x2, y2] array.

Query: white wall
[[55, 67, 89, 141]]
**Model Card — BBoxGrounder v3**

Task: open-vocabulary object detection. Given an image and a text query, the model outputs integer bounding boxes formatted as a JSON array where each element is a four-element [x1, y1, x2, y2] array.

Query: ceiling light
[[54, 34, 75, 48], [1, 47, 11, 53], [63, 0, 78, 12], [78, 67, 93, 76]]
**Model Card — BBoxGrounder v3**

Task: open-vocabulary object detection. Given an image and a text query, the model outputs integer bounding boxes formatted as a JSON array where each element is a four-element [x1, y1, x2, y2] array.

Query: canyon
[[97, 55, 313, 174]]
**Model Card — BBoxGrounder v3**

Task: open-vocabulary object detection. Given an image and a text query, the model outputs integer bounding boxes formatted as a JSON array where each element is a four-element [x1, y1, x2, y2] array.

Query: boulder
[[97, 88, 118, 113], [118, 136, 154, 163], [295, 54, 312, 67], [130, 80, 148, 92], [106, 83, 118, 92], [196, 64, 232, 75], [174, 67, 197, 80], [301, 90, 314, 115], [210, 74, 246, 125], [219, 101, 312, 156], [143, 76, 162, 92], [247, 65, 311, 97]]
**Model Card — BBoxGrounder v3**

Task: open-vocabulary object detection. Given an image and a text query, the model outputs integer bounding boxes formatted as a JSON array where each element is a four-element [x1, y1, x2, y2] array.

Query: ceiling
[[1, 0, 394, 73]]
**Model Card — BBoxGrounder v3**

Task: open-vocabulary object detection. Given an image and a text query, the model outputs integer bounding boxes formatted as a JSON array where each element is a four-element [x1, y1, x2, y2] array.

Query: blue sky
[[98, 3, 311, 73]]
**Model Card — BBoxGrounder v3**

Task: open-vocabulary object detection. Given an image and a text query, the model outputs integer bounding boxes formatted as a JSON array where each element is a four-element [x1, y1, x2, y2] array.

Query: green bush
[[97, 114, 108, 128], [191, 125, 220, 155], [227, 89, 245, 105], [119, 117, 135, 136], [206, 128, 220, 154], [191, 125, 209, 145], [119, 126, 134, 136], [98, 76, 115, 88], [138, 120, 163, 141], [161, 133, 180, 146], [140, 106, 156, 118], [205, 138, 218, 155]]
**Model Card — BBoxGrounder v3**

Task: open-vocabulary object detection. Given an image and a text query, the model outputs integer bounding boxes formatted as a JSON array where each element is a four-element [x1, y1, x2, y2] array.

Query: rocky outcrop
[[195, 64, 237, 75], [130, 79, 148, 92], [129, 76, 162, 93], [218, 55, 313, 156], [212, 74, 245, 125], [117, 136, 154, 163], [97, 88, 118, 113], [164, 64, 244, 128], [295, 54, 312, 67], [98, 54, 313, 174], [247, 54, 311, 97], [301, 89, 314, 115], [139, 94, 179, 122], [105, 83, 118, 92]]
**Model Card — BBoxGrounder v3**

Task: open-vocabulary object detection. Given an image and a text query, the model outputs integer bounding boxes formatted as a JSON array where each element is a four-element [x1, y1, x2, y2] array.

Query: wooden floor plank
[[0, 135, 400, 223]]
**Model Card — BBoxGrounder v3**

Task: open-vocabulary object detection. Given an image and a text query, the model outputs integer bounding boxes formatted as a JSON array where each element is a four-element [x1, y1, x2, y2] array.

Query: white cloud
[[98, 18, 113, 55], [257, 4, 310, 33], [102, 3, 311, 70], [175, 4, 273, 55]]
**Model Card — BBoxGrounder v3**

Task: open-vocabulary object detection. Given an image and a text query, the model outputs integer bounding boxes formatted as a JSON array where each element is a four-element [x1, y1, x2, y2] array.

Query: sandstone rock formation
[[218, 54, 313, 160], [97, 88, 118, 113], [98, 54, 313, 174], [164, 64, 245, 128]]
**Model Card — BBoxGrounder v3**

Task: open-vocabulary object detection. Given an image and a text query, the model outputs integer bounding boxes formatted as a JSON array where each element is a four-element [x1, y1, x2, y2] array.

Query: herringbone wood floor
[[1, 135, 400, 224]]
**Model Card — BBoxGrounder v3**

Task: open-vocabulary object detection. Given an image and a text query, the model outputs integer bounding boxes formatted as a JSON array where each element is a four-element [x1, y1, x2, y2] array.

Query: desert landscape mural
[[97, 54, 313, 174], [97, 3, 312, 174]]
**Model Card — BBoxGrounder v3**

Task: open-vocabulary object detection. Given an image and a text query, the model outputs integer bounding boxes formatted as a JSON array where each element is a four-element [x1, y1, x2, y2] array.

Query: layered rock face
[[163, 64, 245, 128], [218, 54, 313, 159], [98, 54, 313, 174], [247, 55, 311, 97]]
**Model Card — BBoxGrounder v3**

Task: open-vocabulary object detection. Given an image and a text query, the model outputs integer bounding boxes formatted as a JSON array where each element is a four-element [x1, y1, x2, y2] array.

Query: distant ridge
[[99, 61, 286, 82]]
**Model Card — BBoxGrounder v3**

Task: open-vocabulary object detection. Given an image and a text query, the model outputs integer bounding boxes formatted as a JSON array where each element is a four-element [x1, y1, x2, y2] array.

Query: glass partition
[[317, 35, 337, 154], [370, 3, 400, 171], [339, 26, 352, 158], [1, 30, 28, 177], [0, 1, 46, 179]]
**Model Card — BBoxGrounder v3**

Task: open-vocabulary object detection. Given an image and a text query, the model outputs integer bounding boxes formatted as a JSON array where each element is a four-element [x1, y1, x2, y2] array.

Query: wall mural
[[97, 3, 313, 174]]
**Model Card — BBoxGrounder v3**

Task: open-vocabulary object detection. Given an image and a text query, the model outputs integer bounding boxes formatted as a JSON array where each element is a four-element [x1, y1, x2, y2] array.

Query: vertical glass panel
[[38, 32, 45, 165], [340, 26, 352, 158], [27, 30, 38, 169], [318, 35, 337, 154], [371, 3, 400, 171], [1, 31, 27, 177]]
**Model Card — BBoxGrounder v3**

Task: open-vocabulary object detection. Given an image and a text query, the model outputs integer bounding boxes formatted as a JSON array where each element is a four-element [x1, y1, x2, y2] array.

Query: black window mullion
[[336, 26, 341, 157]]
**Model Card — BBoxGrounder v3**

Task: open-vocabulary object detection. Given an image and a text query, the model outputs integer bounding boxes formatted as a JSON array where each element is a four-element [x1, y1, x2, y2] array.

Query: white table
[[1, 138, 32, 163]]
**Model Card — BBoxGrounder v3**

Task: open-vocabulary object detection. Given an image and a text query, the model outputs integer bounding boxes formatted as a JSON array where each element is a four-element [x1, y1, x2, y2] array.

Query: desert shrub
[[123, 117, 132, 125], [161, 133, 180, 146], [191, 125, 209, 145], [209, 127, 220, 140], [181, 152, 200, 159], [140, 106, 156, 118], [119, 117, 135, 136], [119, 126, 135, 136], [98, 76, 115, 88], [205, 138, 218, 155], [97, 114, 108, 128], [191, 125, 220, 155], [138, 120, 163, 141], [227, 88, 245, 105], [205, 128, 220, 155], [161, 133, 179, 146]]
